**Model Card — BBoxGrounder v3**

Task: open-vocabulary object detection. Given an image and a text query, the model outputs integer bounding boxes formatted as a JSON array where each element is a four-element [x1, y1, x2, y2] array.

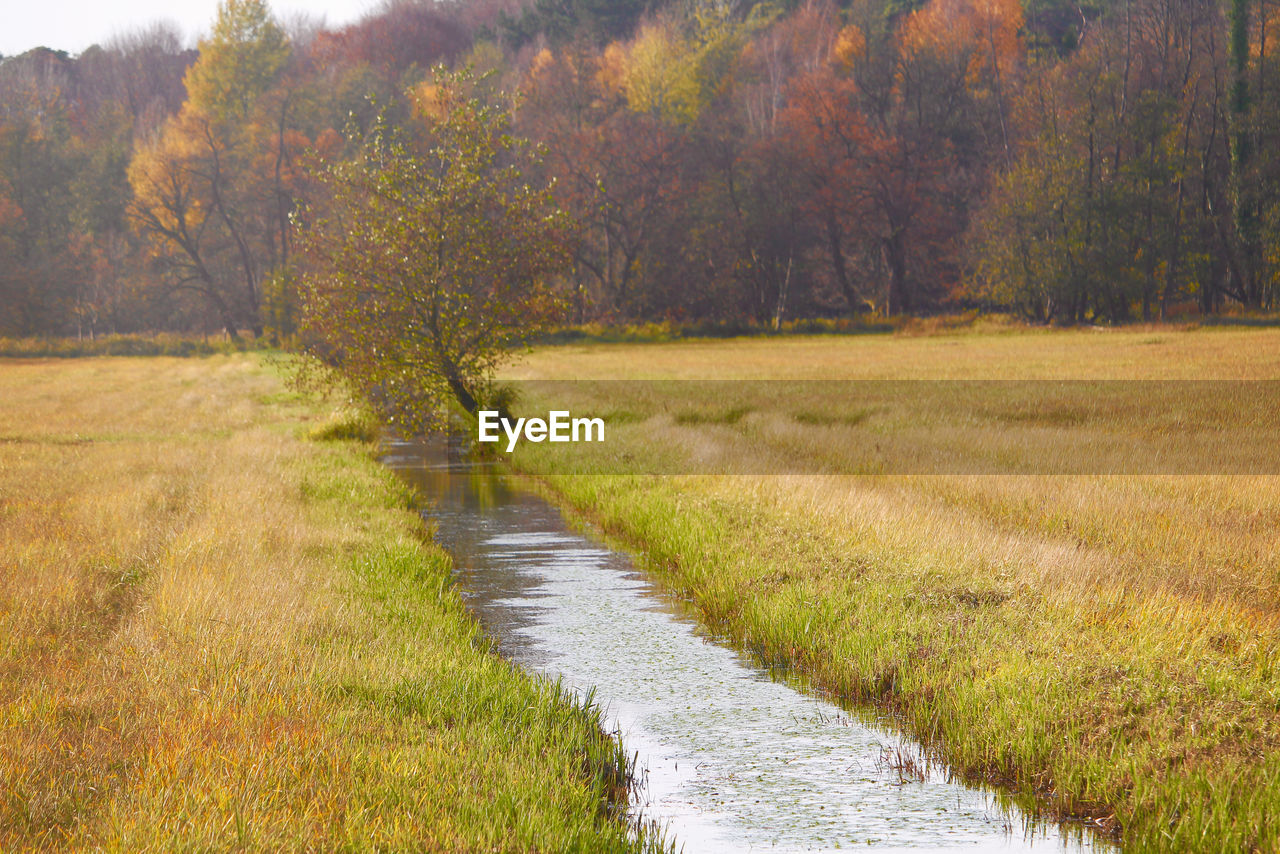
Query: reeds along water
[[384, 439, 1111, 853]]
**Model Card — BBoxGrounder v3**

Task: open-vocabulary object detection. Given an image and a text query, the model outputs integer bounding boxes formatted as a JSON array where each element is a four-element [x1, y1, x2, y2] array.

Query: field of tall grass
[[502, 326, 1280, 850], [0, 334, 255, 358], [0, 355, 643, 851]]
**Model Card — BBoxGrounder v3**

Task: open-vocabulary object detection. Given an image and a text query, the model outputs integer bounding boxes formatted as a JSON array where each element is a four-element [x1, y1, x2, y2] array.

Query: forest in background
[[3, 0, 1280, 339]]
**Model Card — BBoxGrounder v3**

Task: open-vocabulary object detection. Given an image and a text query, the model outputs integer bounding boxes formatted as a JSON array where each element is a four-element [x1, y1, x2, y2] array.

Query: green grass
[[306, 404, 381, 442], [0, 355, 645, 851], [529, 315, 900, 344], [498, 327, 1280, 850], [0, 333, 258, 358]]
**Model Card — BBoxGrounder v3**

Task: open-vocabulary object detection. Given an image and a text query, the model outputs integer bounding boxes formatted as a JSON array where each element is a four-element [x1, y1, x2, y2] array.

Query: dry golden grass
[[503, 327, 1280, 849], [0, 355, 638, 851], [508, 325, 1280, 379]]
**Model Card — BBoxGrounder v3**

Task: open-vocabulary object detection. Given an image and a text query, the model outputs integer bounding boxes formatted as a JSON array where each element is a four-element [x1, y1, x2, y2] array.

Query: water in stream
[[383, 439, 1108, 853]]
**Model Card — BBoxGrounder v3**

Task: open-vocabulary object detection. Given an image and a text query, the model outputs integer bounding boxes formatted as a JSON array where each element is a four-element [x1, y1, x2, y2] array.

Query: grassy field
[[501, 326, 1280, 850], [0, 355, 642, 851]]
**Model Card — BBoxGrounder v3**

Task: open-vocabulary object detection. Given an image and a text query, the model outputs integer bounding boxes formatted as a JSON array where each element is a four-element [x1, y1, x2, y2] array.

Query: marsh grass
[[529, 316, 898, 345], [875, 745, 930, 786], [502, 328, 1280, 850], [0, 356, 644, 851], [306, 405, 381, 442], [673, 405, 752, 426], [0, 334, 254, 358]]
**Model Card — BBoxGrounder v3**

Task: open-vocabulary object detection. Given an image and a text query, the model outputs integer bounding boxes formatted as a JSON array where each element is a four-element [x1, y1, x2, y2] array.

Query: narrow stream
[[383, 439, 1108, 853]]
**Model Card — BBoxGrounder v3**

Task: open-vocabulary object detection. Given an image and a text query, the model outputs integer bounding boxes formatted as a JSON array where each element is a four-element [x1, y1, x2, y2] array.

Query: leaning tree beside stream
[[294, 68, 573, 433]]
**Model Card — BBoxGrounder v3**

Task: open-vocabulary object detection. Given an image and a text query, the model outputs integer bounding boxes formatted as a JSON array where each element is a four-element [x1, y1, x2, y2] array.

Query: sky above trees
[[1, 0, 375, 56]]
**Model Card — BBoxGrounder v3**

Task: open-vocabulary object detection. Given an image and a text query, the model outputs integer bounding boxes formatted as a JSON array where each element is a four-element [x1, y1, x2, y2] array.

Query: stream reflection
[[383, 439, 1109, 853]]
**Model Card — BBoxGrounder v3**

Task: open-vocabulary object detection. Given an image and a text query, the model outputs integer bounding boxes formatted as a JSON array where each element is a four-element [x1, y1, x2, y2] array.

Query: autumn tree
[[519, 43, 690, 319], [728, 3, 841, 323], [307, 3, 468, 80], [295, 69, 572, 432], [0, 54, 85, 335], [128, 0, 301, 339], [0, 28, 201, 337], [972, 0, 1227, 321], [778, 0, 1018, 315], [1216, 0, 1280, 309], [498, 0, 656, 48], [12, 0, 1280, 334]]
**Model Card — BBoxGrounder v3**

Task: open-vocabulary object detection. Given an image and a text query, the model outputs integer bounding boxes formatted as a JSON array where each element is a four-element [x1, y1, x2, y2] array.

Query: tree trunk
[[773, 253, 793, 331], [1229, 0, 1261, 305], [826, 215, 859, 315], [446, 372, 478, 416], [209, 291, 241, 342], [883, 230, 909, 316]]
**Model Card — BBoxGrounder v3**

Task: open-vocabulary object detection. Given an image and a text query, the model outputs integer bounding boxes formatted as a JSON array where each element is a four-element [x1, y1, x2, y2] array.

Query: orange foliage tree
[[781, 0, 1023, 314], [128, 0, 306, 339]]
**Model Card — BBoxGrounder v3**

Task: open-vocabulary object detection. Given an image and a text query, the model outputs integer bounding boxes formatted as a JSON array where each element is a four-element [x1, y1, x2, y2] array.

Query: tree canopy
[[4, 0, 1280, 337], [294, 69, 572, 432]]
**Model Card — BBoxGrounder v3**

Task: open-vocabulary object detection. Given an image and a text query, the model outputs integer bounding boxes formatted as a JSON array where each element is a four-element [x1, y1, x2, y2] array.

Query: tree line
[[2, 0, 1279, 338]]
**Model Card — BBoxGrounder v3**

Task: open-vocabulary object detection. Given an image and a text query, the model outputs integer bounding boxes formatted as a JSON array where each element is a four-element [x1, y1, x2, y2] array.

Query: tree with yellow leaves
[[295, 69, 572, 431], [127, 0, 299, 340]]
